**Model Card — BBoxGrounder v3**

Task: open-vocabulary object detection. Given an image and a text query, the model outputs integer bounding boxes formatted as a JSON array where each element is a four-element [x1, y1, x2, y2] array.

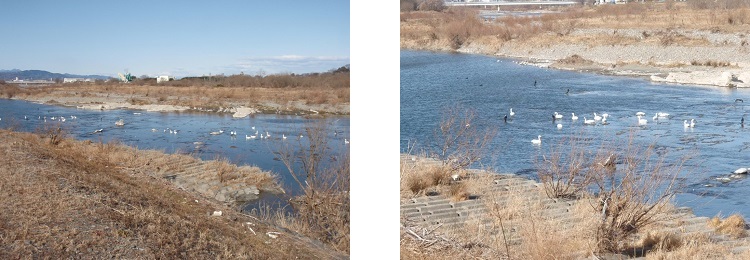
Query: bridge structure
[[6, 79, 56, 87], [445, 0, 580, 7]]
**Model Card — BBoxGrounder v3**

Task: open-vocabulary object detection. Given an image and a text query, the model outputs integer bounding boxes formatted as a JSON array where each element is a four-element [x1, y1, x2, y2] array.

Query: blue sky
[[0, 1, 349, 78]]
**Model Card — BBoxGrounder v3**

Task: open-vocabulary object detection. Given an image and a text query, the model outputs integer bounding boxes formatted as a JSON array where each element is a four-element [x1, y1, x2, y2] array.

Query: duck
[[531, 135, 542, 145], [583, 117, 596, 125]]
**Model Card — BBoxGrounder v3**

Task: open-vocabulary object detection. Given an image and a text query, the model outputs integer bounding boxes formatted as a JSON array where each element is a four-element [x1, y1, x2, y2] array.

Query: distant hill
[[0, 69, 110, 81]]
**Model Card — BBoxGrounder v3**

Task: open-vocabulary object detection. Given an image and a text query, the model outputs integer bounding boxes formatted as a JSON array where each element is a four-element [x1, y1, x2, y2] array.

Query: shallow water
[[0, 99, 349, 210], [401, 50, 750, 217]]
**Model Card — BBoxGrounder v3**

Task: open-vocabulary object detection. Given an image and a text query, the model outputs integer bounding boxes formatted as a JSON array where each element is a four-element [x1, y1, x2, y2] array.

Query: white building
[[63, 78, 95, 83], [157, 75, 174, 83]]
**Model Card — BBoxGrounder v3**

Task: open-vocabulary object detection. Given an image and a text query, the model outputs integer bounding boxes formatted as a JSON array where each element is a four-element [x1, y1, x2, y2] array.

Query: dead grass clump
[[638, 231, 683, 252], [708, 214, 748, 238], [537, 134, 591, 199], [691, 60, 733, 67], [558, 54, 594, 65]]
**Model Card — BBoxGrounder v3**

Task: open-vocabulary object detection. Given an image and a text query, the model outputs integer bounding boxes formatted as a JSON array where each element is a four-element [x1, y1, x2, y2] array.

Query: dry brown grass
[[401, 4, 750, 52], [708, 214, 748, 239], [0, 129, 343, 259]]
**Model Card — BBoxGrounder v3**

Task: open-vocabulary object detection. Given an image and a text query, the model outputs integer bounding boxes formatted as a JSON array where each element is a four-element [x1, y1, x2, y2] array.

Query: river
[[0, 99, 349, 211], [401, 50, 750, 218]]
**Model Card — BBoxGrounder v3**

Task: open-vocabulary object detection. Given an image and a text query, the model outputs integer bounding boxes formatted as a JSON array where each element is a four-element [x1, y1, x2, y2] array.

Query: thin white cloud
[[228, 55, 350, 74]]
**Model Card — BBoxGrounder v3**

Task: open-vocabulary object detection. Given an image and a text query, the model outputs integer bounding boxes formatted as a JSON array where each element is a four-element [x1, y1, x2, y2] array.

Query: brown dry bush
[[536, 134, 593, 199], [270, 121, 350, 253], [708, 214, 748, 238]]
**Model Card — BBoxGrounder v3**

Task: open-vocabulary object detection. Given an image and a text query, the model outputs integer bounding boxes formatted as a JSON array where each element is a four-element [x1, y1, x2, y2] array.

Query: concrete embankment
[[400, 154, 750, 257]]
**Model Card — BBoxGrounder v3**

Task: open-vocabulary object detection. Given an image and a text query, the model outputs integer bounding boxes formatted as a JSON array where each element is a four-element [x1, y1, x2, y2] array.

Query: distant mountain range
[[0, 69, 111, 81]]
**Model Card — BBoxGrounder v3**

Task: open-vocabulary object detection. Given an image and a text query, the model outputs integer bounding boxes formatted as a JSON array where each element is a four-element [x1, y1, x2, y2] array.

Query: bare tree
[[431, 107, 497, 173]]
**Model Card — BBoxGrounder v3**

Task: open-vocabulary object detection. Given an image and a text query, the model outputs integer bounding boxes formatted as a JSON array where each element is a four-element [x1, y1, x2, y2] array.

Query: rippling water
[[401, 50, 750, 217], [0, 99, 349, 210]]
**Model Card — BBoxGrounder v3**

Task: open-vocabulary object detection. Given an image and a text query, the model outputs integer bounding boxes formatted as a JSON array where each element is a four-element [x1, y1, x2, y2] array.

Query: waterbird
[[636, 112, 646, 116], [554, 112, 563, 119], [653, 113, 659, 121], [557, 123, 562, 129], [247, 134, 257, 139], [503, 114, 508, 123], [742, 116, 745, 126], [509, 108, 515, 117], [594, 113, 602, 121], [210, 130, 224, 135], [230, 131, 237, 136], [344, 138, 349, 144], [282, 134, 287, 140], [93, 129, 104, 134], [531, 135, 542, 145], [690, 119, 696, 128], [565, 89, 570, 95], [637, 116, 647, 126], [152, 128, 157, 132], [736, 98, 744, 103], [683, 120, 690, 128], [251, 126, 255, 130], [657, 112, 670, 118], [583, 117, 596, 125], [601, 116, 609, 125], [266, 131, 271, 138], [571, 113, 578, 120]]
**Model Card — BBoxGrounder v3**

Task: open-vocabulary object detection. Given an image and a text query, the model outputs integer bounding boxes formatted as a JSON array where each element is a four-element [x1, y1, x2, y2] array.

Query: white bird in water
[[230, 131, 237, 136], [282, 134, 287, 140], [344, 138, 350, 144], [583, 117, 596, 125], [93, 129, 104, 134], [636, 112, 646, 116], [554, 112, 563, 119], [657, 112, 670, 118], [594, 113, 602, 121], [571, 113, 578, 120], [509, 108, 515, 117], [690, 119, 696, 128], [683, 120, 690, 128], [637, 116, 647, 126], [653, 113, 659, 121], [210, 130, 224, 135], [531, 135, 542, 145], [557, 123, 563, 129], [251, 126, 255, 130]]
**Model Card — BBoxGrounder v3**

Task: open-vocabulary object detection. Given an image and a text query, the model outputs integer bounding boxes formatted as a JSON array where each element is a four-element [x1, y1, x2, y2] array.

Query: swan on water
[[510, 108, 515, 117], [345, 138, 350, 144], [571, 113, 578, 120], [554, 112, 563, 119], [584, 117, 596, 125], [594, 113, 602, 121], [690, 119, 696, 128], [636, 112, 646, 116], [283, 134, 287, 140], [637, 116, 647, 125], [683, 120, 690, 128], [557, 123, 563, 129], [531, 135, 542, 145]]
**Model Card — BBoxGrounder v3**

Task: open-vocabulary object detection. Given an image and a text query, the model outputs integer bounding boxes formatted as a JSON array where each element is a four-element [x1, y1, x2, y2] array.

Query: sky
[[0, 1, 349, 78]]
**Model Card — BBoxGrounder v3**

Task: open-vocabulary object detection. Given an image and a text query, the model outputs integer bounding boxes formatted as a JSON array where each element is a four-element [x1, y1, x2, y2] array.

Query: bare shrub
[[587, 137, 684, 253], [537, 134, 593, 199], [273, 121, 349, 252], [417, 0, 444, 12], [432, 107, 496, 173]]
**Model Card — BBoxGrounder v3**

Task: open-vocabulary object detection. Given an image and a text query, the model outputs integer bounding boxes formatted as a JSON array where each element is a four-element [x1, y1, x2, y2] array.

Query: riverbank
[[0, 129, 346, 258], [0, 84, 349, 116], [401, 4, 750, 88]]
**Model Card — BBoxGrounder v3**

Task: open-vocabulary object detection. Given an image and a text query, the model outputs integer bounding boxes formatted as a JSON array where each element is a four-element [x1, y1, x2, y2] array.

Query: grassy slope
[[0, 130, 346, 259]]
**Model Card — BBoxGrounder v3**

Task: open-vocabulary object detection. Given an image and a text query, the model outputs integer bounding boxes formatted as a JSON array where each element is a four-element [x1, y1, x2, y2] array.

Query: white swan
[[345, 138, 350, 144], [230, 131, 237, 136], [282, 134, 287, 140], [637, 116, 647, 125], [510, 108, 515, 117], [554, 112, 563, 119], [594, 113, 602, 121], [653, 113, 659, 121], [690, 119, 696, 128], [601, 116, 609, 125], [557, 123, 563, 129], [584, 117, 596, 125], [531, 135, 541, 145], [657, 112, 670, 118], [636, 112, 646, 116], [683, 120, 690, 128], [571, 113, 578, 120], [210, 130, 223, 135]]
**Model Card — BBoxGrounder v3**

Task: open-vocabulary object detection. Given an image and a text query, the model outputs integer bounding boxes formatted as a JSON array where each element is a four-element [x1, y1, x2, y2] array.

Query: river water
[[401, 50, 750, 218], [0, 99, 349, 210]]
